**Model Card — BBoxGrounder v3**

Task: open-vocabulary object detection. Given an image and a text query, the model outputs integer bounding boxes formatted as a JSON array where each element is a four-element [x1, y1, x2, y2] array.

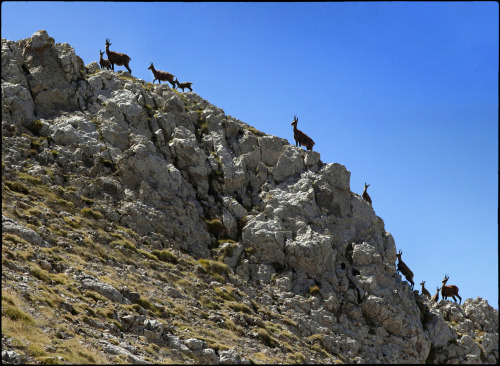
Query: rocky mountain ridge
[[2, 30, 498, 364]]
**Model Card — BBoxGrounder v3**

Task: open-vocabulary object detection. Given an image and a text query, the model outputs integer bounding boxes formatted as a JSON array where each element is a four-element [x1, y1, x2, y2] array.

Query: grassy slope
[[2, 161, 337, 364]]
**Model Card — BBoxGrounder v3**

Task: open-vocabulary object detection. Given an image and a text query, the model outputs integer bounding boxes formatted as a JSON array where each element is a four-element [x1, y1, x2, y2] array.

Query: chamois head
[[147, 62, 155, 71], [291, 115, 298, 126], [420, 280, 425, 286], [442, 274, 449, 285], [105, 38, 111, 47], [365, 183, 370, 189]]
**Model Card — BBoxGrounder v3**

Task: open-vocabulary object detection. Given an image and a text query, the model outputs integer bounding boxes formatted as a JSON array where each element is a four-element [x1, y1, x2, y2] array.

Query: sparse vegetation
[[29, 119, 43, 135], [206, 218, 224, 238], [152, 249, 178, 264], [309, 285, 321, 296], [4, 180, 29, 194], [257, 328, 278, 347], [198, 258, 230, 281], [80, 207, 103, 220], [3, 305, 35, 324]]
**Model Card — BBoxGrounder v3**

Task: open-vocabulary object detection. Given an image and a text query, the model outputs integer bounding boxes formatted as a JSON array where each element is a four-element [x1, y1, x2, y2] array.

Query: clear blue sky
[[2, 2, 498, 309]]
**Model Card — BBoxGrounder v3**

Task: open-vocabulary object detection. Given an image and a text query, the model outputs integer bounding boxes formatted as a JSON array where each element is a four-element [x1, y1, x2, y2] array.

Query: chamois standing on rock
[[99, 50, 111, 70], [148, 62, 176, 87], [441, 274, 462, 305], [431, 287, 440, 303], [291, 115, 315, 151], [362, 183, 372, 205], [420, 280, 431, 298], [174, 78, 193, 92], [396, 250, 414, 290], [105, 38, 132, 74]]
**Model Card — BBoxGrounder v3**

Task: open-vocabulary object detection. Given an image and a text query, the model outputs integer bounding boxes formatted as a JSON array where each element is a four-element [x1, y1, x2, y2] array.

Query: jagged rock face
[[2, 31, 498, 364]]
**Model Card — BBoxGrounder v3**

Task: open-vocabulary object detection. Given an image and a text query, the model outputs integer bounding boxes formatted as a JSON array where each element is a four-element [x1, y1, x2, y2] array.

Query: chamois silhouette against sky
[[2, 2, 498, 309]]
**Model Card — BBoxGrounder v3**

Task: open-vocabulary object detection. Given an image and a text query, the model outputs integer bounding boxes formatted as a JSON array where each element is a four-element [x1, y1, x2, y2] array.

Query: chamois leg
[[125, 64, 131, 74]]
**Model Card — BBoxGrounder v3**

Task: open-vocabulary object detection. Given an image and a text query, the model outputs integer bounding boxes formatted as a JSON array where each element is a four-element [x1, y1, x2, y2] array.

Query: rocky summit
[[2, 30, 498, 364]]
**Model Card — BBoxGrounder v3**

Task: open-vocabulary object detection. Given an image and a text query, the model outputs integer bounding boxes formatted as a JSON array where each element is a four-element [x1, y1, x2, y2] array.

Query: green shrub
[[63, 216, 80, 229], [4, 180, 29, 194], [80, 208, 102, 220], [15, 171, 43, 185], [31, 267, 51, 283], [29, 119, 43, 135], [198, 259, 230, 278], [3, 305, 35, 324], [30, 137, 44, 150], [3, 233, 28, 245], [257, 328, 277, 347], [111, 239, 138, 253], [138, 249, 157, 261], [152, 249, 178, 264], [214, 287, 236, 302], [227, 301, 252, 314], [206, 218, 224, 237], [309, 285, 321, 296]]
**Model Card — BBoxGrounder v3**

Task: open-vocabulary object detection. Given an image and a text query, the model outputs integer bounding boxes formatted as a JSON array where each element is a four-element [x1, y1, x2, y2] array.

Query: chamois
[[396, 250, 415, 290], [441, 274, 462, 305], [147, 62, 176, 87], [431, 287, 440, 303], [99, 50, 111, 70], [174, 78, 193, 92], [362, 183, 372, 205], [420, 280, 431, 298], [291, 115, 315, 151], [105, 38, 132, 74]]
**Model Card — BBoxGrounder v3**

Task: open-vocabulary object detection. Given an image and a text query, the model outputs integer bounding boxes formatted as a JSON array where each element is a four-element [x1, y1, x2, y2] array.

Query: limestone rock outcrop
[[2, 31, 497, 364]]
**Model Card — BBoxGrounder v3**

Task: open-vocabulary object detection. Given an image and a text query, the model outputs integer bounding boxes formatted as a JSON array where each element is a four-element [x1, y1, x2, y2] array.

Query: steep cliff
[[2, 30, 498, 364]]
